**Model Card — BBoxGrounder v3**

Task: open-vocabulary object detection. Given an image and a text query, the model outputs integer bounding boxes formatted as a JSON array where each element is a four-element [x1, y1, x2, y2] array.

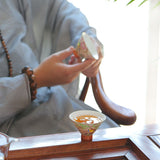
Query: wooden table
[[8, 124, 160, 160]]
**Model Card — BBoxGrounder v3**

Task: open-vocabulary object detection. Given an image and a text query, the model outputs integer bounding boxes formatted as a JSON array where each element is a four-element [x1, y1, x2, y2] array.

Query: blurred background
[[68, 0, 160, 127]]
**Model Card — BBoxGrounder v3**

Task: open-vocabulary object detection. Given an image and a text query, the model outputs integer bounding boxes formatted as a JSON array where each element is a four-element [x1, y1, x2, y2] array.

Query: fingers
[[98, 47, 103, 59], [56, 46, 76, 61], [82, 64, 100, 77], [68, 53, 102, 76], [51, 45, 102, 76], [89, 61, 101, 72], [81, 57, 102, 77], [68, 55, 75, 64], [68, 58, 95, 73]]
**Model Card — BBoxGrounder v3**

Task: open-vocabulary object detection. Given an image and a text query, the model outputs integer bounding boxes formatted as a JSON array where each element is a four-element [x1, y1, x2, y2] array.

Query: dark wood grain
[[8, 124, 160, 160]]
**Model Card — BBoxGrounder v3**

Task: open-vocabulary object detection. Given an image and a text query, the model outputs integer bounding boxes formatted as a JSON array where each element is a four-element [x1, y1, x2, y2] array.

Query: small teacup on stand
[[69, 110, 106, 142]]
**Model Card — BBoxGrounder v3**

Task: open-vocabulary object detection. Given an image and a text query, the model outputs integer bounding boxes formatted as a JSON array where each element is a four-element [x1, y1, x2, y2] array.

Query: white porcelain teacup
[[74, 32, 100, 60]]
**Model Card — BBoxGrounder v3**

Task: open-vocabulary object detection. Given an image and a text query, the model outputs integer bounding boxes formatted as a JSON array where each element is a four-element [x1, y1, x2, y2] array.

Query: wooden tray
[[8, 125, 160, 160]]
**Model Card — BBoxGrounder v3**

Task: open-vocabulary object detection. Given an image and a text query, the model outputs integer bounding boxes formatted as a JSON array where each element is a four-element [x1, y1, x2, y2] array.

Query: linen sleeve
[[0, 74, 30, 125], [47, 0, 98, 52]]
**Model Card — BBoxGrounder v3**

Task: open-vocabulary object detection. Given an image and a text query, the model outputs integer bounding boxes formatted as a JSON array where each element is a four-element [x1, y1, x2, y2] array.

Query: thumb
[[57, 46, 76, 61]]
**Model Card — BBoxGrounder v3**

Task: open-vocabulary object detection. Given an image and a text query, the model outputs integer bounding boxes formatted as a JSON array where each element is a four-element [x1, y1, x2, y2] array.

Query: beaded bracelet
[[22, 66, 37, 101]]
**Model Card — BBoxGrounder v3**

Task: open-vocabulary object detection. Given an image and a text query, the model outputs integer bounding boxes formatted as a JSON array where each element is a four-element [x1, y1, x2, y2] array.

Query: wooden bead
[[30, 83, 37, 90], [27, 69, 33, 77], [0, 30, 13, 77], [1, 41, 5, 46], [9, 68, 12, 73], [22, 66, 37, 101]]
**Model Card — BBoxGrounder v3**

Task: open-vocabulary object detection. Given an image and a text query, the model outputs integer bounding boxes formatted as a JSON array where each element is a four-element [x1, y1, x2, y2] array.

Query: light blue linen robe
[[0, 0, 118, 137]]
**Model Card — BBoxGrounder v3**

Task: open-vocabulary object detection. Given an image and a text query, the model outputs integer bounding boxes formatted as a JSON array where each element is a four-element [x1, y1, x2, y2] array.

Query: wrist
[[33, 68, 44, 88]]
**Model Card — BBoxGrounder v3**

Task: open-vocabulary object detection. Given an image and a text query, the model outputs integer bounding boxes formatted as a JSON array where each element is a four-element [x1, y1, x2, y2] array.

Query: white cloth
[[0, 0, 118, 137]]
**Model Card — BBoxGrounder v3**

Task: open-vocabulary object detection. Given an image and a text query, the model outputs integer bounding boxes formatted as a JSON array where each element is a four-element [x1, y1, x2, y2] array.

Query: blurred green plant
[[112, 0, 160, 7], [127, 0, 148, 6]]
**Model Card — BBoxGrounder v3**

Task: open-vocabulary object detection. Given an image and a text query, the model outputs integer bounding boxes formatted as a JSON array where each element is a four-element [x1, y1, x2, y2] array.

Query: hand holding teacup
[[72, 32, 104, 77]]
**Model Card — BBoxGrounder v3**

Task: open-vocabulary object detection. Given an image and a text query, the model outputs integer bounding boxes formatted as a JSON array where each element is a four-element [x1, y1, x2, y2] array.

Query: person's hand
[[34, 46, 95, 88], [83, 37, 103, 77], [69, 38, 103, 77]]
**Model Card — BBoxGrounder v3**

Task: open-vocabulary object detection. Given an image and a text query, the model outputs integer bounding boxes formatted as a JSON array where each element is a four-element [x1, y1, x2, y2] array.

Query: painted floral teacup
[[69, 110, 106, 141], [74, 32, 102, 60]]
